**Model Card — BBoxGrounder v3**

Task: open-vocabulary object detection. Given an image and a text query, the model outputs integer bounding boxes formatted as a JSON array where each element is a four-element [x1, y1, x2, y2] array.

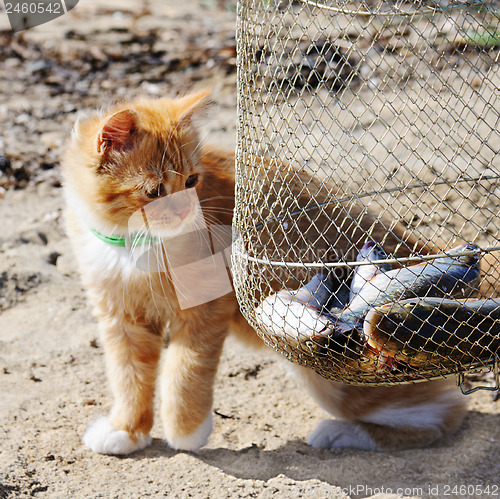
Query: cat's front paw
[[83, 417, 152, 455], [165, 413, 212, 451], [308, 420, 378, 451]]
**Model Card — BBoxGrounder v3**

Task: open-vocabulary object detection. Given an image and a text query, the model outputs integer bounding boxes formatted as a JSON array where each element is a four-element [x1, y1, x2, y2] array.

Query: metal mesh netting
[[233, 0, 500, 386]]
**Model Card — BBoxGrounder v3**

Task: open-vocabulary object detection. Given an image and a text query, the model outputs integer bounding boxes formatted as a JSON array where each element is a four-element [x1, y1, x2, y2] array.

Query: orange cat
[[62, 91, 466, 455]]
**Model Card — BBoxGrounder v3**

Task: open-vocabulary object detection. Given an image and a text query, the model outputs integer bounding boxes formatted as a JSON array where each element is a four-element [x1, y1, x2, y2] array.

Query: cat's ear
[[177, 89, 211, 127], [97, 109, 139, 155]]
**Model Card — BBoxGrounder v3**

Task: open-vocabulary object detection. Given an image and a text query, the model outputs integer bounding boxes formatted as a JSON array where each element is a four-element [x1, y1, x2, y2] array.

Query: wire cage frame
[[233, 0, 500, 386]]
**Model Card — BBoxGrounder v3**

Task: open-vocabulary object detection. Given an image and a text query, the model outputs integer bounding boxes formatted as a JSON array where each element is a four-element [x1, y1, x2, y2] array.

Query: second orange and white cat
[[62, 91, 467, 455]]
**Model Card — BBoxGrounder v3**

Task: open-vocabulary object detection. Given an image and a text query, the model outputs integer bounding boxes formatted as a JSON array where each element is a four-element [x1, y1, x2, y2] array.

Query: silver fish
[[255, 273, 335, 342], [294, 273, 341, 311], [342, 243, 481, 324], [255, 272, 356, 355], [349, 241, 392, 301]]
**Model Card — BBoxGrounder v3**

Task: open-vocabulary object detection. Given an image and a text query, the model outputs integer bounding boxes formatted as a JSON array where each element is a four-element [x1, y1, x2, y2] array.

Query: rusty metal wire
[[234, 0, 500, 386]]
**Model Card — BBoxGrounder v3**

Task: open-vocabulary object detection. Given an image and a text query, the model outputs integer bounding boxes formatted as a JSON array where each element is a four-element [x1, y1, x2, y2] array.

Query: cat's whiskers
[[148, 217, 202, 310], [162, 122, 198, 164], [136, 215, 186, 316], [192, 134, 210, 157], [142, 253, 163, 315], [195, 125, 232, 158], [201, 212, 232, 225], [200, 209, 233, 218], [121, 222, 150, 308], [134, 225, 175, 314], [199, 195, 234, 204], [146, 239, 174, 315], [158, 240, 197, 306], [200, 216, 235, 256]]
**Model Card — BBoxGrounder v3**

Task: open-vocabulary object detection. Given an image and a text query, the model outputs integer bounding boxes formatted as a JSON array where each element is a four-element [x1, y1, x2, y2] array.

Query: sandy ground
[[0, 1, 499, 498]]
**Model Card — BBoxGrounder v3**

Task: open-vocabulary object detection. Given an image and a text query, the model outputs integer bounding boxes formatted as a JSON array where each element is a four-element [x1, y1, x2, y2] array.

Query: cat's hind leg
[[83, 314, 164, 455], [295, 366, 466, 451], [307, 410, 456, 451]]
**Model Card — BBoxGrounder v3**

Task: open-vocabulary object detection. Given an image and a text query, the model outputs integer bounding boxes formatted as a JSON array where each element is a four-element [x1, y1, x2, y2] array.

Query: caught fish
[[364, 297, 500, 368], [341, 243, 481, 325], [256, 242, 481, 375], [320, 242, 482, 370], [349, 241, 392, 301], [256, 272, 337, 340], [294, 272, 344, 311], [255, 272, 356, 355]]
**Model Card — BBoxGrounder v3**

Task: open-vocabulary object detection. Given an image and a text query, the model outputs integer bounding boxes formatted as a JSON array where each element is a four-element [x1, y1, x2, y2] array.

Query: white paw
[[165, 413, 212, 451], [308, 420, 378, 451], [83, 417, 152, 455]]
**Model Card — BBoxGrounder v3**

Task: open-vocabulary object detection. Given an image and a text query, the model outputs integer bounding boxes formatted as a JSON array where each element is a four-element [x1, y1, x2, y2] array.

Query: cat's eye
[[146, 184, 166, 199], [185, 174, 199, 189]]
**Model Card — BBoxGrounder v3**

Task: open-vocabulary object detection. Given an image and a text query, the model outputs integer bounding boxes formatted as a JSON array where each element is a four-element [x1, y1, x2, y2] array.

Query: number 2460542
[[5, 2, 62, 14]]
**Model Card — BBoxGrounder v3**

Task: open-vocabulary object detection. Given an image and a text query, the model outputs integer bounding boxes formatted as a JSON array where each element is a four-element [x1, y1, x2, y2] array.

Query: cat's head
[[63, 91, 211, 237]]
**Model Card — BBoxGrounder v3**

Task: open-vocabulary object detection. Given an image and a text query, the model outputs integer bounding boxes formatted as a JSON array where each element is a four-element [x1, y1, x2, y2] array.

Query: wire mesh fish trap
[[233, 0, 500, 385]]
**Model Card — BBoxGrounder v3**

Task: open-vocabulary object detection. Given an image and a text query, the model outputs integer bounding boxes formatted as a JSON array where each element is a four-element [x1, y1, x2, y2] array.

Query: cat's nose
[[175, 207, 191, 220]]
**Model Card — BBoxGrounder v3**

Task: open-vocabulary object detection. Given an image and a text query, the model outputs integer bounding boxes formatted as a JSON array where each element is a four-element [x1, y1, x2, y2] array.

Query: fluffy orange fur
[[62, 91, 468, 455]]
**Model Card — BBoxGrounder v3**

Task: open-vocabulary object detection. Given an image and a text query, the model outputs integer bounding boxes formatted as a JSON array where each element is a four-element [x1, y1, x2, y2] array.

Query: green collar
[[89, 228, 158, 247]]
